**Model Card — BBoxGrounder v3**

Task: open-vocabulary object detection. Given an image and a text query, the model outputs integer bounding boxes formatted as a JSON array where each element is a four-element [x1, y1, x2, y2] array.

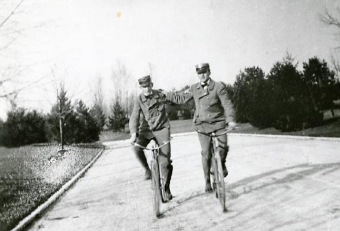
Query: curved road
[[26, 134, 340, 231]]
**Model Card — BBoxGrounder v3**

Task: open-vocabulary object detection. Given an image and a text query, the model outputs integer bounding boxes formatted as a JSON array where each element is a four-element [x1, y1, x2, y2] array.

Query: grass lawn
[[0, 144, 104, 231], [232, 117, 340, 138]]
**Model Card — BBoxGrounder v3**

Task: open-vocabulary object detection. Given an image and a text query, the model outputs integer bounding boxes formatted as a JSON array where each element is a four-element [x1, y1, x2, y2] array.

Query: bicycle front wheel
[[151, 159, 162, 217], [215, 153, 226, 212], [212, 156, 219, 198]]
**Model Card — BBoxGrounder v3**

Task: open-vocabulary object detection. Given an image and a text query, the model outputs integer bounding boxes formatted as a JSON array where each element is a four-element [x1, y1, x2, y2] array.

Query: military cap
[[195, 63, 210, 73], [138, 75, 152, 87]]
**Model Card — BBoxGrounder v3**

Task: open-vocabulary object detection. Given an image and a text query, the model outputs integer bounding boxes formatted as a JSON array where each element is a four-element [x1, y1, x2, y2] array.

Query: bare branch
[[1, 22, 48, 37], [319, 9, 340, 29], [0, 36, 19, 51], [0, 0, 25, 28], [0, 70, 51, 98]]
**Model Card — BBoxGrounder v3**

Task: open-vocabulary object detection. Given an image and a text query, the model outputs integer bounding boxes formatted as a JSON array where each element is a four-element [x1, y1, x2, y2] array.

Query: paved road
[[26, 134, 340, 231]]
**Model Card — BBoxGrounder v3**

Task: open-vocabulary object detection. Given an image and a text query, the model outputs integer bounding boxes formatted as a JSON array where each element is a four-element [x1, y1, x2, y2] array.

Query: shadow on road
[[227, 162, 340, 198], [165, 162, 340, 222]]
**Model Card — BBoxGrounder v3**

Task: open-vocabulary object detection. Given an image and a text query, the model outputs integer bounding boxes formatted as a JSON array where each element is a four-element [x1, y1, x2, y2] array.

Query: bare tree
[[320, 8, 340, 81], [330, 51, 340, 82], [48, 66, 73, 151], [92, 74, 105, 110], [111, 60, 132, 116], [1, 0, 48, 103], [89, 74, 106, 130], [1, 0, 26, 49]]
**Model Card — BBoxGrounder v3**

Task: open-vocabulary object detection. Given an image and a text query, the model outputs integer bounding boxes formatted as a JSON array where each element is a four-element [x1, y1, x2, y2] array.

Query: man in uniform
[[129, 75, 173, 201], [163, 63, 235, 192]]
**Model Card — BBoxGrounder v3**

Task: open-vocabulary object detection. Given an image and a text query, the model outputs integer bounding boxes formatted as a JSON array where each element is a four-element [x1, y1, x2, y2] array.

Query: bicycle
[[196, 128, 233, 212], [133, 138, 172, 218]]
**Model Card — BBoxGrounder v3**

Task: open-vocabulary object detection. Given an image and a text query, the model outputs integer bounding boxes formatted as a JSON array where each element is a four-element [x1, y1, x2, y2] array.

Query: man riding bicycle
[[161, 63, 236, 192], [129, 75, 173, 201]]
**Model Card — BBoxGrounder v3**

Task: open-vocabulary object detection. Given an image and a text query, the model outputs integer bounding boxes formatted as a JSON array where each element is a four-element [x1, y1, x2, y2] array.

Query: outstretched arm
[[160, 87, 194, 105]]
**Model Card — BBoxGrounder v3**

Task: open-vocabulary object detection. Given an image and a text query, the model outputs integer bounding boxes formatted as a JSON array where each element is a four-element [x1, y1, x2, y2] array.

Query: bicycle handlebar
[[132, 137, 172, 150]]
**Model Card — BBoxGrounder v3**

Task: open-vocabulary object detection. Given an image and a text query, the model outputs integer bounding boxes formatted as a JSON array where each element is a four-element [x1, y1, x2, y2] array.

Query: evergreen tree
[[90, 103, 106, 131], [0, 108, 47, 147], [74, 100, 100, 143], [109, 100, 128, 132], [232, 67, 272, 127], [45, 88, 75, 145], [267, 56, 318, 131], [303, 57, 337, 113]]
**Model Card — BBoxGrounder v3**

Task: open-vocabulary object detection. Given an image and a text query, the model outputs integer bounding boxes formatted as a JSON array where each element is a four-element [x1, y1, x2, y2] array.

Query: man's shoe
[[222, 164, 228, 178], [205, 182, 213, 192], [163, 187, 173, 202], [144, 168, 151, 180]]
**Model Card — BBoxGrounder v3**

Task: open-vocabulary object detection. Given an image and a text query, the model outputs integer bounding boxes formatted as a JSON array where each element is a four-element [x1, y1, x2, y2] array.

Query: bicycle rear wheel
[[151, 159, 162, 217], [215, 153, 226, 212]]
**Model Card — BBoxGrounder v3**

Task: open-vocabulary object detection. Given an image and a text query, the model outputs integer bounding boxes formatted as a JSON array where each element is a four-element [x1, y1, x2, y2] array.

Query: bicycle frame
[[196, 128, 233, 212], [133, 138, 171, 217]]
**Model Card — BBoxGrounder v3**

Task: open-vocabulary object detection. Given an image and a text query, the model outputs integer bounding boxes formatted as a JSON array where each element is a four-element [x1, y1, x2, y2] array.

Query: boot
[[163, 165, 173, 202], [134, 146, 150, 180], [202, 156, 213, 192], [144, 168, 151, 180], [164, 186, 173, 202], [222, 163, 228, 178], [222, 145, 229, 178]]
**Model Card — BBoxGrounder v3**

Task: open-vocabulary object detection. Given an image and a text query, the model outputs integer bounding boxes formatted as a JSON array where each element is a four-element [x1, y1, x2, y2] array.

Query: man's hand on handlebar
[[130, 133, 137, 145], [227, 121, 237, 130]]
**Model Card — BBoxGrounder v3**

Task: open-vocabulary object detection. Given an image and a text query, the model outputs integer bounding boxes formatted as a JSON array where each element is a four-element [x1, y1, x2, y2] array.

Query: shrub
[[108, 100, 128, 132], [0, 108, 47, 147]]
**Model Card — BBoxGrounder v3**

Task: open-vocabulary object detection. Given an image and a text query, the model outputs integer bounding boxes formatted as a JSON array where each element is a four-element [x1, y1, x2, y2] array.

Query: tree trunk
[[59, 116, 64, 150]]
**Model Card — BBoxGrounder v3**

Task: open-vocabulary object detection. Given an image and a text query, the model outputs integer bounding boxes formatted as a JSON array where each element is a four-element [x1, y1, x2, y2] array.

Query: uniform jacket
[[137, 112, 154, 139], [166, 79, 234, 131], [129, 89, 170, 134]]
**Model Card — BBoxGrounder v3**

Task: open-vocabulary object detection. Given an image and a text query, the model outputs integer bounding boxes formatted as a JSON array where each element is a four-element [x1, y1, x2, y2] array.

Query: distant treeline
[[1, 55, 339, 147]]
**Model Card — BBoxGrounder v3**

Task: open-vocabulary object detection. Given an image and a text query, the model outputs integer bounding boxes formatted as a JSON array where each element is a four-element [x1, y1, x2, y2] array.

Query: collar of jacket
[[196, 78, 215, 91], [141, 89, 160, 102]]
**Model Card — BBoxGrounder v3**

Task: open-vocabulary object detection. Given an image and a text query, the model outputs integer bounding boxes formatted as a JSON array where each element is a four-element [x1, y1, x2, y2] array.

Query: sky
[[0, 0, 339, 120]]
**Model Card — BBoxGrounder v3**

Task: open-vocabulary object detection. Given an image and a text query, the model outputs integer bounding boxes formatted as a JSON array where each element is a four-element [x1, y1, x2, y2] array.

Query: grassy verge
[[231, 118, 340, 138], [0, 144, 104, 231], [100, 116, 340, 143]]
